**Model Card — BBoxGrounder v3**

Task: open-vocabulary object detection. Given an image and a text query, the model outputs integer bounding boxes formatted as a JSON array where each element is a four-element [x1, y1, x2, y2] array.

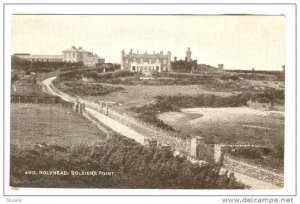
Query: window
[[132, 66, 136, 72], [156, 66, 159, 71]]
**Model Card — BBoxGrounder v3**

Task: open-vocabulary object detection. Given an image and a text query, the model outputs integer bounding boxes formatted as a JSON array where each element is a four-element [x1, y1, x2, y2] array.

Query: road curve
[[41, 76, 280, 189], [42, 77, 146, 144]]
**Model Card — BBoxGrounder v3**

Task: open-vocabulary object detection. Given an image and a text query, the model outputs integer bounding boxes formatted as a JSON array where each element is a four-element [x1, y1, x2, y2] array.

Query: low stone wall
[[223, 156, 284, 187]]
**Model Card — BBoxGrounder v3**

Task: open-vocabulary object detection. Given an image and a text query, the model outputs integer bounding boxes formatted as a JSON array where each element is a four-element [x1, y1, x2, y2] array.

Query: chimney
[[79, 47, 82, 50], [218, 64, 224, 70], [72, 46, 76, 49], [160, 51, 163, 55]]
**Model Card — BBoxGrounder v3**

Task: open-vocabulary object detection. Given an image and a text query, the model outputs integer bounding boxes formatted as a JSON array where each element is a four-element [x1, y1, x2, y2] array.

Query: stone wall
[[223, 156, 284, 187]]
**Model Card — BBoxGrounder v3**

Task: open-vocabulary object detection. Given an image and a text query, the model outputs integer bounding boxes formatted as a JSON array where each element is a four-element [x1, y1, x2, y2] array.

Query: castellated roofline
[[123, 49, 171, 56]]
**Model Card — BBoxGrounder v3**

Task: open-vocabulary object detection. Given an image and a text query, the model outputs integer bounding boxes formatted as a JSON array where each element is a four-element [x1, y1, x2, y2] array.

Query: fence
[[11, 94, 60, 104]]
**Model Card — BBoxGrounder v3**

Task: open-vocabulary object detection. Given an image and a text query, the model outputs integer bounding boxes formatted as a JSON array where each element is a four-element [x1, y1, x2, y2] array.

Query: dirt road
[[41, 76, 280, 189]]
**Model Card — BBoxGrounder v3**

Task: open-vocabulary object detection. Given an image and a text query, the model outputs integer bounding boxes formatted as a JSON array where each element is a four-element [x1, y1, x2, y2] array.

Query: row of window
[[132, 66, 160, 72], [30, 58, 61, 62], [64, 53, 80, 58]]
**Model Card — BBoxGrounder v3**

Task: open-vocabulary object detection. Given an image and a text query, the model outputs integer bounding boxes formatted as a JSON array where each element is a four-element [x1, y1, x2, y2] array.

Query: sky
[[11, 15, 285, 70]]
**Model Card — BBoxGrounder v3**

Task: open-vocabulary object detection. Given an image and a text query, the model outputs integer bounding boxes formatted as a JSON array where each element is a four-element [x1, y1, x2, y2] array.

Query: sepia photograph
[[2, 3, 298, 203], [9, 13, 286, 190]]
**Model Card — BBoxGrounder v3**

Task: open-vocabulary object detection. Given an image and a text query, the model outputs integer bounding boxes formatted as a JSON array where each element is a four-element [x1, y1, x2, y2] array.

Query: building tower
[[186, 47, 192, 62], [121, 50, 125, 70], [218, 64, 224, 70], [167, 51, 172, 71]]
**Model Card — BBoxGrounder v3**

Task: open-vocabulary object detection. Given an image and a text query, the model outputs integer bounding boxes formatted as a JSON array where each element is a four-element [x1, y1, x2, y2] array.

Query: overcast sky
[[12, 15, 285, 70]]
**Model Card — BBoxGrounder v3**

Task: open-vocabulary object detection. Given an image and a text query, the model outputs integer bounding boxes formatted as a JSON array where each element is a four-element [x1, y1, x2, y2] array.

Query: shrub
[[111, 70, 134, 78], [10, 134, 246, 189]]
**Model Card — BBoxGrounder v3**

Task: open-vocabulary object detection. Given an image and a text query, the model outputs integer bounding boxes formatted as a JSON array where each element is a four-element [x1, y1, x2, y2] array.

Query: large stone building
[[121, 49, 172, 72], [14, 46, 105, 67], [62, 46, 105, 67]]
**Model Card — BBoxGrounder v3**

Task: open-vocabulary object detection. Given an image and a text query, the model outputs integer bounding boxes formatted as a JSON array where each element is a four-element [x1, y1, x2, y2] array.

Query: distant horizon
[[12, 15, 285, 71]]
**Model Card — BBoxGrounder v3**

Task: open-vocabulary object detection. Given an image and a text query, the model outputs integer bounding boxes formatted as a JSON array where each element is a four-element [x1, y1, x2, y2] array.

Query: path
[[41, 76, 281, 189], [42, 77, 146, 144]]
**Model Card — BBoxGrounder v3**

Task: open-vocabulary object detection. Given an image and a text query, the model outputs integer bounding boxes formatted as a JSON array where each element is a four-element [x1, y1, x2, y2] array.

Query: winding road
[[41, 76, 280, 189]]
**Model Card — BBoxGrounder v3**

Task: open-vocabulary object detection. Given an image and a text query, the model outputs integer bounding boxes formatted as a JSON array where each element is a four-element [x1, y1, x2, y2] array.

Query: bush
[[10, 134, 246, 189], [54, 81, 124, 97], [230, 148, 264, 159], [111, 70, 134, 78]]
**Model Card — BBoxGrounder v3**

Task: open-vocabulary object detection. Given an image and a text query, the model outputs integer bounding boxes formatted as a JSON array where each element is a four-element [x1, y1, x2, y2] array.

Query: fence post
[[106, 103, 109, 115], [214, 144, 224, 165], [190, 136, 204, 158], [144, 138, 157, 148]]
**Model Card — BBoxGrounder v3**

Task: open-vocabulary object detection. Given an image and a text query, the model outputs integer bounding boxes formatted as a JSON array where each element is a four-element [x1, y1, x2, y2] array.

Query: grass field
[[12, 74, 50, 96], [11, 103, 106, 148], [158, 107, 284, 172], [86, 84, 235, 111], [53, 70, 285, 172], [54, 80, 124, 97], [158, 107, 284, 145], [10, 105, 245, 189]]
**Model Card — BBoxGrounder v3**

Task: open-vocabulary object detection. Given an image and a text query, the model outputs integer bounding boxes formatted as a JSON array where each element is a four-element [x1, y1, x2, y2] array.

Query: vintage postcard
[[2, 2, 297, 202]]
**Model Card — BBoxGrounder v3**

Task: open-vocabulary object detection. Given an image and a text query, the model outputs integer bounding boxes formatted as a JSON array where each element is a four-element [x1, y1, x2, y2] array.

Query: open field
[[10, 103, 245, 189], [11, 103, 106, 148], [54, 80, 124, 97], [87, 84, 235, 110], [53, 70, 285, 172], [56, 70, 284, 111], [12, 74, 49, 96], [158, 107, 284, 172], [158, 107, 284, 145]]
